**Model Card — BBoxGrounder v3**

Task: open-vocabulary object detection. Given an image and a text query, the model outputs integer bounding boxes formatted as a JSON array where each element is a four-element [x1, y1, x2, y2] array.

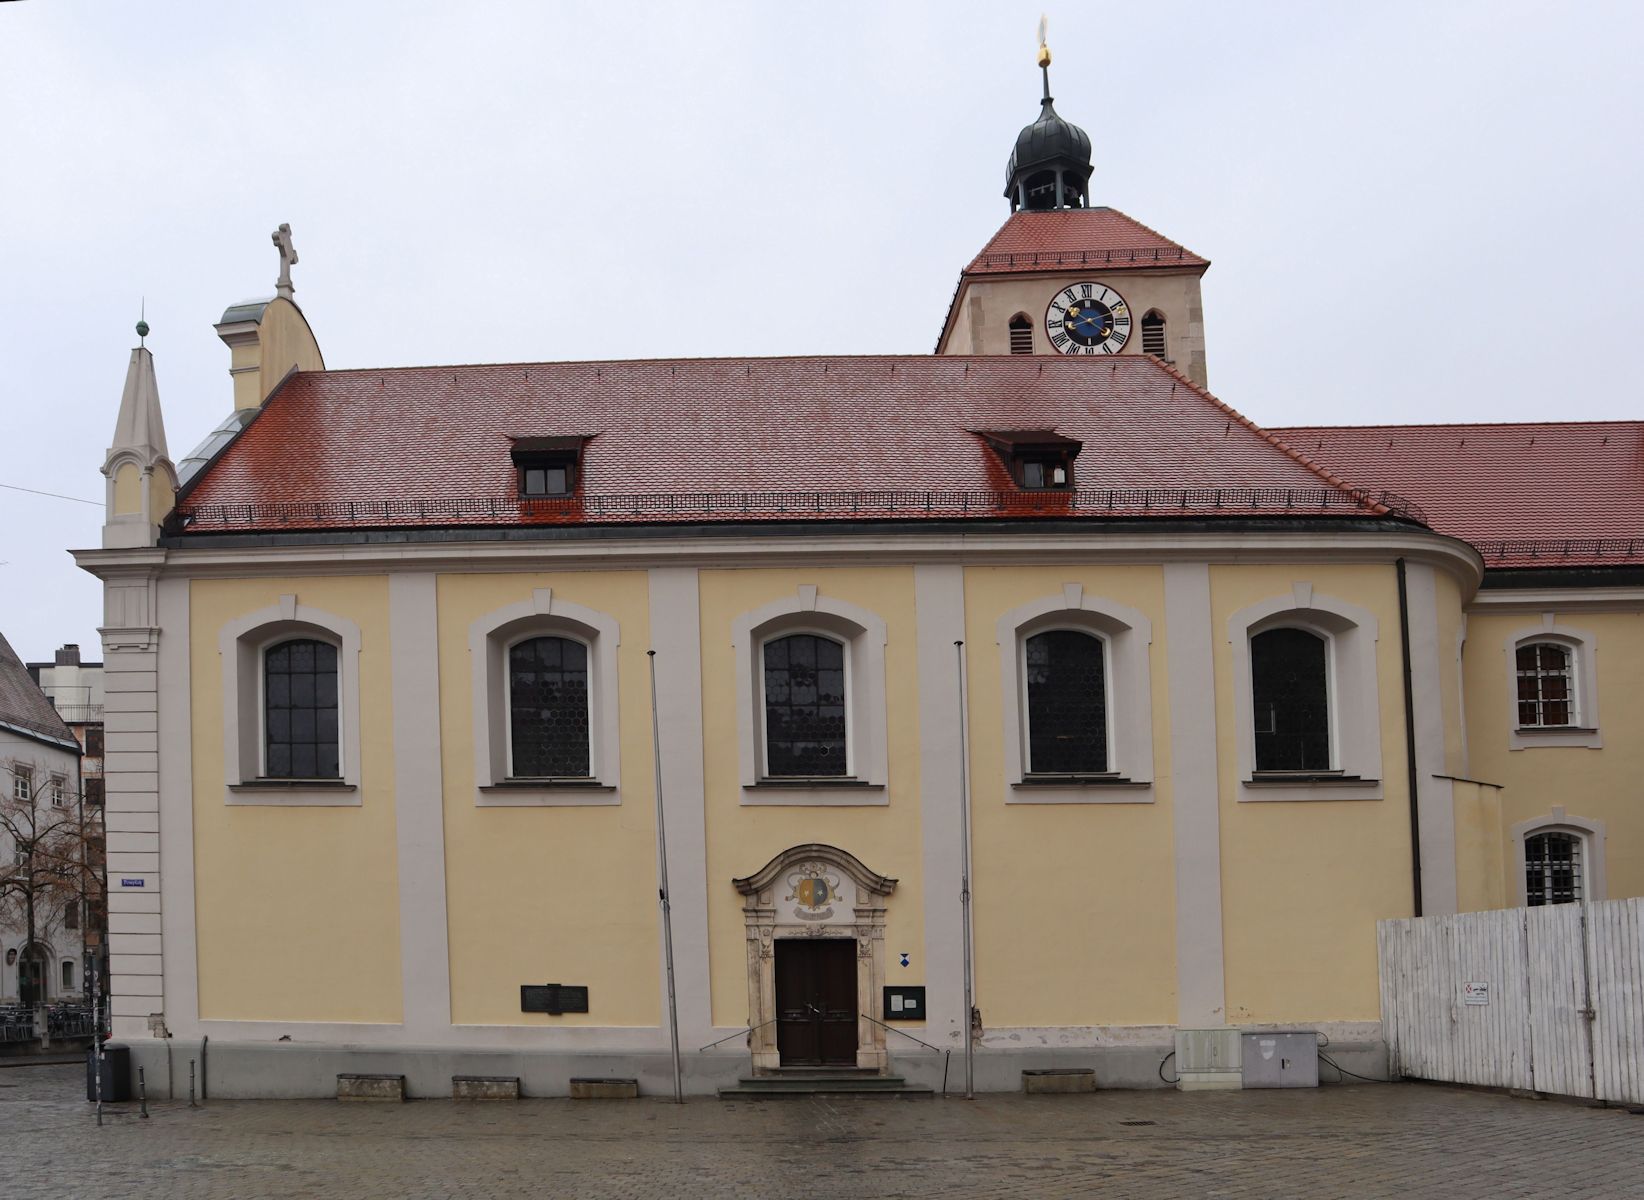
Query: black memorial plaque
[[521, 984, 591, 1015]]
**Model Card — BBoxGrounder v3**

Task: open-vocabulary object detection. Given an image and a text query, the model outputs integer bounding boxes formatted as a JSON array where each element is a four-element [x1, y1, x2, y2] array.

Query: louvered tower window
[[1250, 627, 1330, 771], [1008, 314, 1033, 355], [508, 636, 591, 777], [1524, 831, 1582, 905], [1141, 311, 1167, 358], [1024, 629, 1108, 774]]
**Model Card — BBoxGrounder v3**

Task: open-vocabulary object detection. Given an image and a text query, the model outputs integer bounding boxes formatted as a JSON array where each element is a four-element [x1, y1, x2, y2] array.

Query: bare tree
[[0, 756, 104, 1004]]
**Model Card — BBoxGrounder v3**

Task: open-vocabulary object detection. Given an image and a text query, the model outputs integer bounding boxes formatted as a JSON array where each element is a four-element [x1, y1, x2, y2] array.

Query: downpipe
[[1396, 558, 1423, 917]]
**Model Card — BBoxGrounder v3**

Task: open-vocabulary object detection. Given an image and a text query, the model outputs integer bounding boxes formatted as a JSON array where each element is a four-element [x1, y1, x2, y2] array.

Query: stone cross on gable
[[272, 223, 298, 300]]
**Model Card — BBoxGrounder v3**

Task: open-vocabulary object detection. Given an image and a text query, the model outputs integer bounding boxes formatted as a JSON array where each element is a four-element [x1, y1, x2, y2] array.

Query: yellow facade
[[189, 575, 402, 1023], [435, 571, 661, 1027]]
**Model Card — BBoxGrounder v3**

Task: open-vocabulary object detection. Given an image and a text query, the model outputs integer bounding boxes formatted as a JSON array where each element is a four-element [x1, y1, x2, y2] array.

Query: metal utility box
[[1240, 1031, 1319, 1088], [1175, 1028, 1243, 1091]]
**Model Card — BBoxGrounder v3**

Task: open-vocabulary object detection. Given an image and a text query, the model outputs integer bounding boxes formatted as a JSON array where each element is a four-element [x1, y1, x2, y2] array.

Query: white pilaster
[[1163, 563, 1227, 1026], [389, 573, 452, 1033], [914, 564, 967, 1045], [100, 562, 168, 1037], [646, 568, 713, 1044]]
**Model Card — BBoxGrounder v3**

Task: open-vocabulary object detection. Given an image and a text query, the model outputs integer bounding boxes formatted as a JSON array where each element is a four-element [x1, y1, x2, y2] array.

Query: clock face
[[1045, 283, 1131, 355]]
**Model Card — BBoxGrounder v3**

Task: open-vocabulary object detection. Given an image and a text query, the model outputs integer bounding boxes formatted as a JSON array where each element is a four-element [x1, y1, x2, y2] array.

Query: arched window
[[1251, 627, 1330, 771], [1516, 641, 1576, 728], [263, 638, 339, 779], [762, 633, 848, 777], [1141, 310, 1167, 358], [1008, 314, 1033, 355], [1024, 629, 1109, 774], [1524, 830, 1583, 905], [507, 636, 591, 778]]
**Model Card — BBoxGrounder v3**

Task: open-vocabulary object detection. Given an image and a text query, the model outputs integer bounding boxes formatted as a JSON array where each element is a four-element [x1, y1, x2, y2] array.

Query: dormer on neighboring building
[[979, 429, 1083, 490], [100, 320, 178, 549]]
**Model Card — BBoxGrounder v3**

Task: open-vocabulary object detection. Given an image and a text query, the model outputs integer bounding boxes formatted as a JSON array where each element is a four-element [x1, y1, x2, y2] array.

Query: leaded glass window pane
[[1516, 642, 1574, 727], [509, 637, 590, 777], [1251, 627, 1330, 771], [264, 638, 340, 779], [1025, 629, 1108, 774], [1524, 831, 1581, 906], [763, 633, 847, 777]]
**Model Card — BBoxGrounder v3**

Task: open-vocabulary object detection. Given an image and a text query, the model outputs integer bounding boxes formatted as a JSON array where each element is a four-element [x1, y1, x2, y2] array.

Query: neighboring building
[[26, 644, 108, 997], [0, 634, 85, 1006], [72, 47, 1640, 1097]]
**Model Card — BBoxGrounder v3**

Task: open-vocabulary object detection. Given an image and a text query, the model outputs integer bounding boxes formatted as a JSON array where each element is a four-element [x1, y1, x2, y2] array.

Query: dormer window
[[978, 430, 1082, 491], [510, 436, 587, 499]]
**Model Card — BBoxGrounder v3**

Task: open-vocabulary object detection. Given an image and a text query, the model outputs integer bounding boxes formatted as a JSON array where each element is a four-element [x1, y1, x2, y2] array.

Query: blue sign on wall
[[119, 878, 145, 888]]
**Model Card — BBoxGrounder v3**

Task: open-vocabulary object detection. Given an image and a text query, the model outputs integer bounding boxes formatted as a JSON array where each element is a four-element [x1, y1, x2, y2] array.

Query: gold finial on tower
[[1036, 14, 1051, 67]]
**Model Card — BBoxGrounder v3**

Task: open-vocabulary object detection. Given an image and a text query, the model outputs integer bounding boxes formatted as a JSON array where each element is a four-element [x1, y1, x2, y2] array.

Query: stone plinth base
[[338, 1073, 405, 1102], [570, 1077, 638, 1099], [453, 1075, 520, 1100], [1022, 1068, 1096, 1094]]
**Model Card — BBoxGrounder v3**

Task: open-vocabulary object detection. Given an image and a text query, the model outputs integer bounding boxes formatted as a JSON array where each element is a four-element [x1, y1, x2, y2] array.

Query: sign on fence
[[1461, 981, 1490, 1006]]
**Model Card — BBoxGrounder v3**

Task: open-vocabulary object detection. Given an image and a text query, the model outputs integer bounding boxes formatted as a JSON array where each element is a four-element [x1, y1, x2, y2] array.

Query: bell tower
[[936, 27, 1211, 388]]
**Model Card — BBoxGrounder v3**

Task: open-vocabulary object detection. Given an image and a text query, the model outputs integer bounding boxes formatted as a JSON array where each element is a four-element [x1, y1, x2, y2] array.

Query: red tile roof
[[174, 355, 1402, 534], [964, 208, 1208, 276], [1277, 421, 1644, 569]]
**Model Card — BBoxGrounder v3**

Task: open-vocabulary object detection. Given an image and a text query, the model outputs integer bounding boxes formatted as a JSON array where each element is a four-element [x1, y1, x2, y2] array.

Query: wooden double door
[[775, 938, 858, 1066]]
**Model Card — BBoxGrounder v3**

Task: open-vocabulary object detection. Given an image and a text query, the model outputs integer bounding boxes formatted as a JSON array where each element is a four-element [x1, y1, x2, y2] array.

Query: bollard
[[139, 1066, 149, 1118], [189, 1060, 198, 1108]]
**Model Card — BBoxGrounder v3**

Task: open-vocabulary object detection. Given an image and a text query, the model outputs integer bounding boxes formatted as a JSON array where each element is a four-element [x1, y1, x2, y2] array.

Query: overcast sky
[[2, 1, 1641, 663]]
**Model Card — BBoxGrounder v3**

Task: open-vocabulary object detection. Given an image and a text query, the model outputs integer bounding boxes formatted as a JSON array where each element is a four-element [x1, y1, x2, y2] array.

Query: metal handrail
[[861, 1012, 953, 1098], [696, 1018, 776, 1054]]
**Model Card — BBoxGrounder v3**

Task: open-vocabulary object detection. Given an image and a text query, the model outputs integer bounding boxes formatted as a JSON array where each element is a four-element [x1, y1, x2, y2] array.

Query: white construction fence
[[1378, 898, 1643, 1105]]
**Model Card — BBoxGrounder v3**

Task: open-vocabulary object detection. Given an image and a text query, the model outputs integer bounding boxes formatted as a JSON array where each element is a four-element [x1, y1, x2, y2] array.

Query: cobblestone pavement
[[3, 1064, 1641, 1199]]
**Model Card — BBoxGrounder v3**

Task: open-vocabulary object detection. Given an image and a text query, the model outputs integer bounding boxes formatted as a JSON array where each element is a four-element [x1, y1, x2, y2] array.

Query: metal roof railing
[[1476, 538, 1644, 562], [171, 486, 1425, 533], [974, 246, 1196, 269]]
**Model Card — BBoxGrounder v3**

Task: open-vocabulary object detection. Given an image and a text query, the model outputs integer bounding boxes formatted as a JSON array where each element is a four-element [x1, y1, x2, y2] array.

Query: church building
[[73, 43, 1642, 1097]]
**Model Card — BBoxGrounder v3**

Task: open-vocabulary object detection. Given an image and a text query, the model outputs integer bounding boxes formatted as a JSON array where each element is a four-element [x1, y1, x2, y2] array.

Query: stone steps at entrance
[[718, 1074, 934, 1100]]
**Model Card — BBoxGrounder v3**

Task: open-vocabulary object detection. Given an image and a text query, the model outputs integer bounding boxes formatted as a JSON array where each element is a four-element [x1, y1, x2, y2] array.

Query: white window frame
[[49, 775, 66, 808], [469, 588, 621, 807], [501, 629, 597, 781], [756, 627, 855, 780], [996, 585, 1154, 804], [1228, 585, 1383, 801], [1510, 808, 1607, 906], [12, 767, 31, 803], [1504, 617, 1601, 750], [733, 585, 889, 806], [219, 595, 363, 807]]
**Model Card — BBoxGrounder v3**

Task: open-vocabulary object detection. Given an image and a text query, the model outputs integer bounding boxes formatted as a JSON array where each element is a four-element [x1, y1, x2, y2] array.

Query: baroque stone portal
[[732, 843, 898, 1072]]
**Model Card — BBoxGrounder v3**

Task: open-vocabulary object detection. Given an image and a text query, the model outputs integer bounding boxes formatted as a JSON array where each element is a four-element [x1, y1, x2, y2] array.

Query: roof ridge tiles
[[1141, 356, 1390, 516], [1275, 419, 1644, 433]]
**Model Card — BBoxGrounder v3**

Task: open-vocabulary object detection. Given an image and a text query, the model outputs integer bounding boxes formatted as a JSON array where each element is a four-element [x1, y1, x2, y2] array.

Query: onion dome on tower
[[1004, 29, 1092, 211]]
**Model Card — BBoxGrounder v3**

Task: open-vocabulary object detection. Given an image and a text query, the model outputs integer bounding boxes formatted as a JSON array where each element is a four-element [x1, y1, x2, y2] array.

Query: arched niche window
[[1515, 641, 1576, 728], [1250, 627, 1330, 772], [996, 586, 1154, 803], [1008, 313, 1034, 355], [469, 588, 621, 806], [1024, 629, 1109, 775], [263, 638, 340, 779], [1524, 830, 1583, 906], [732, 587, 889, 804], [1141, 310, 1167, 358], [1229, 588, 1382, 800], [761, 632, 848, 777], [507, 635, 591, 778], [220, 597, 363, 806]]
